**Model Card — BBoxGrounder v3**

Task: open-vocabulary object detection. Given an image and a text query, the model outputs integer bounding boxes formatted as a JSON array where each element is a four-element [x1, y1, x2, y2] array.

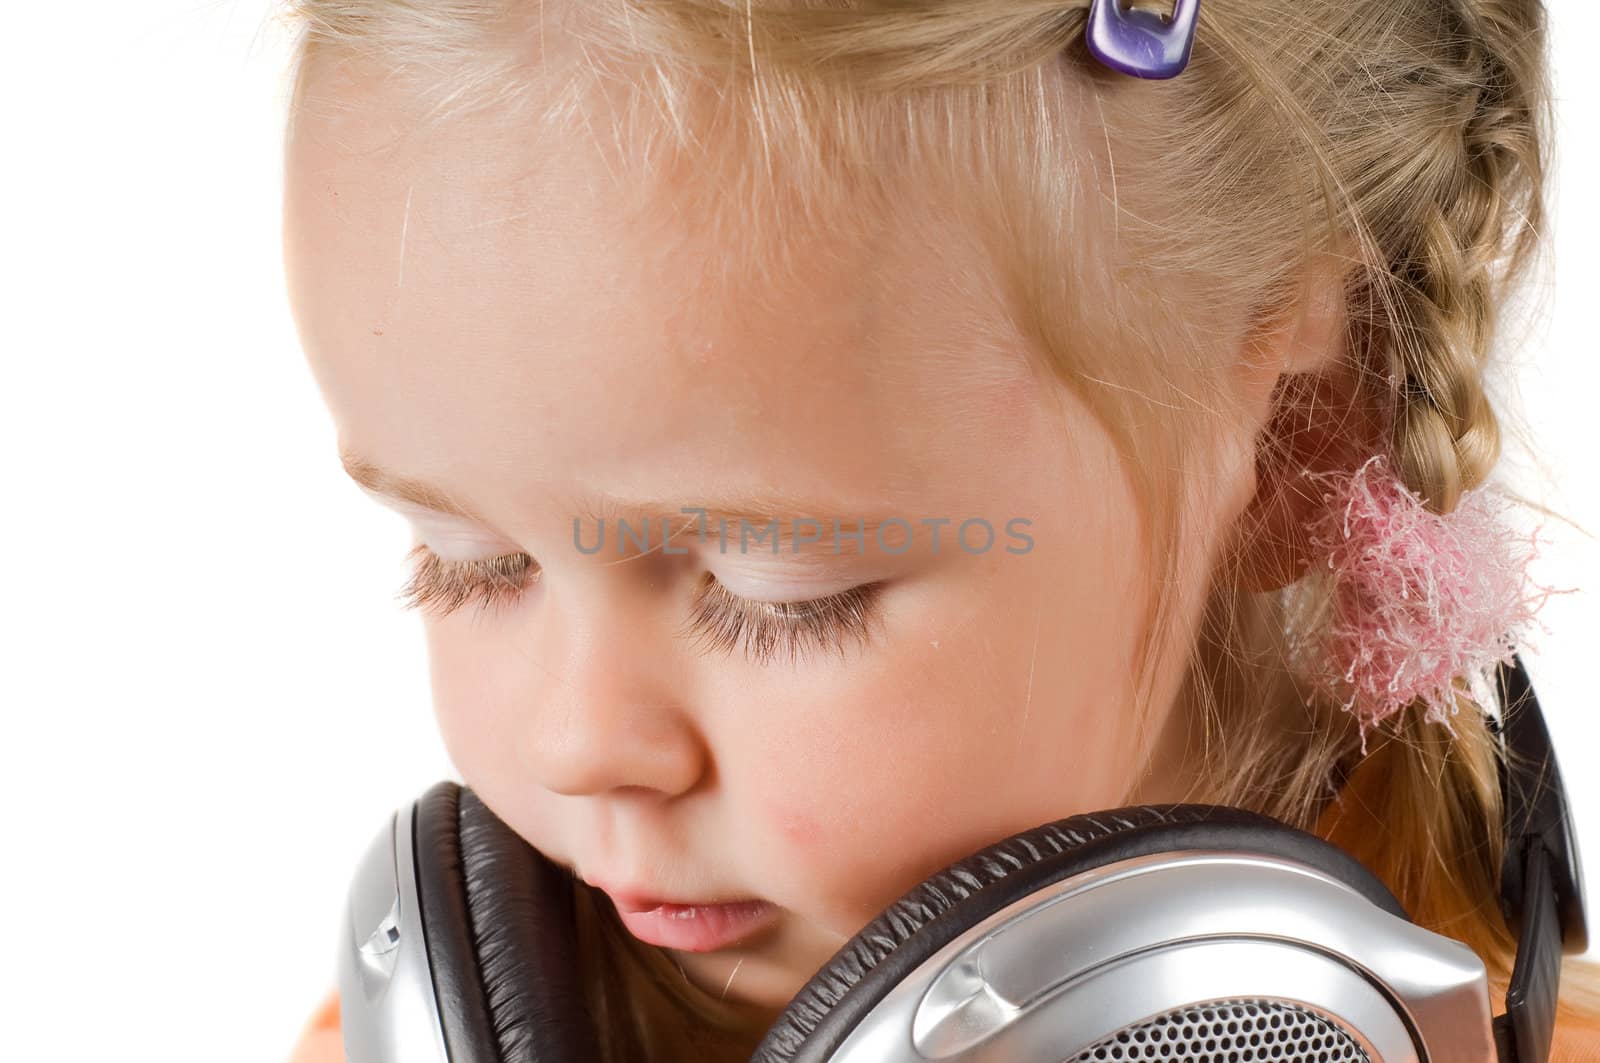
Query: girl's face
[[283, 59, 1242, 1019]]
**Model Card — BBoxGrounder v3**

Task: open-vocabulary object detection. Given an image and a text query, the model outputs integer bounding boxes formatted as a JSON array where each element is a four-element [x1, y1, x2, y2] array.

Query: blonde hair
[[277, 0, 1600, 1054]]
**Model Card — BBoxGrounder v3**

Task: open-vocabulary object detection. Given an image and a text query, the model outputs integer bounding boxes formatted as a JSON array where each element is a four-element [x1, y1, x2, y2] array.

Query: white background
[[0, 2, 1594, 1060]]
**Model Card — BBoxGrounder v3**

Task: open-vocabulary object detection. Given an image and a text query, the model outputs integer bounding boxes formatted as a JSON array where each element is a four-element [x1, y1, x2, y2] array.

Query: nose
[[516, 584, 709, 800]]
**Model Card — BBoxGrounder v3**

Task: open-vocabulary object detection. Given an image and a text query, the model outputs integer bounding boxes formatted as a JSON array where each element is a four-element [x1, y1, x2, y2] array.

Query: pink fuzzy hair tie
[[1279, 453, 1572, 756]]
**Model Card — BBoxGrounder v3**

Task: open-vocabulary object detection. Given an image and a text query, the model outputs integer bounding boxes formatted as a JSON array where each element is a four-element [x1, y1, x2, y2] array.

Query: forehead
[[282, 57, 1060, 528]]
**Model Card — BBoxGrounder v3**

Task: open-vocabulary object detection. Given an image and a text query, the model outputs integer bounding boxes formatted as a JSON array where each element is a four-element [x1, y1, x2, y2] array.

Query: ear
[[1227, 249, 1390, 594], [1232, 248, 1353, 427]]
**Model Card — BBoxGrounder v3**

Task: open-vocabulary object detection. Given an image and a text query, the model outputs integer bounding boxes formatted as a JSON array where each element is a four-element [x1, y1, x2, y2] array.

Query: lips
[[610, 897, 780, 952], [603, 888, 691, 915], [586, 880, 780, 952]]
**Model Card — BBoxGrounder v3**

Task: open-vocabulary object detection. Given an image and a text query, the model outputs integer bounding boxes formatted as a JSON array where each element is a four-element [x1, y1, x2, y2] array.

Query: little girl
[[279, 0, 1600, 1060]]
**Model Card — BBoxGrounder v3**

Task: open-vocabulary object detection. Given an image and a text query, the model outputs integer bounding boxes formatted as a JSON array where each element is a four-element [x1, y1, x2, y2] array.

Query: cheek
[[423, 622, 513, 782], [422, 623, 571, 853], [736, 662, 1018, 931], [740, 573, 1147, 930], [775, 805, 825, 849], [752, 773, 920, 933]]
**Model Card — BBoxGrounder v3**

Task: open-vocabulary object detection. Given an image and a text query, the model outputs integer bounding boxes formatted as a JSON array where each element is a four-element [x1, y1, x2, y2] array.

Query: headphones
[[336, 650, 1588, 1062]]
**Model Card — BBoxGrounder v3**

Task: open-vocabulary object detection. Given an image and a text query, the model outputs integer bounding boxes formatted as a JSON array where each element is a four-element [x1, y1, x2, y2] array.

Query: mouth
[[587, 881, 781, 952]]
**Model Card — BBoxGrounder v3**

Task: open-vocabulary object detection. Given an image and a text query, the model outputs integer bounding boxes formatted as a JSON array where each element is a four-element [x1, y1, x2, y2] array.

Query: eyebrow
[[338, 448, 909, 548], [340, 449, 485, 521]]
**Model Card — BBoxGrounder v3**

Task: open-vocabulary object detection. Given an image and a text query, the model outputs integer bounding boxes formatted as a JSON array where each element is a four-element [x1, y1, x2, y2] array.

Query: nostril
[[522, 710, 710, 800]]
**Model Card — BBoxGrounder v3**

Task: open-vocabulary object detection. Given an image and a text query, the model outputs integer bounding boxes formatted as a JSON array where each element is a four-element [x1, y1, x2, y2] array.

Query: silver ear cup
[[337, 803, 451, 1063], [826, 850, 1494, 1062], [1064, 997, 1371, 1061]]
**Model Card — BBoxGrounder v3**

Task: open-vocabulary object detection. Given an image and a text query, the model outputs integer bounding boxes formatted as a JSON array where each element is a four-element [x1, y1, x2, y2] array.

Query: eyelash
[[397, 543, 536, 620], [680, 571, 884, 666], [395, 544, 885, 665]]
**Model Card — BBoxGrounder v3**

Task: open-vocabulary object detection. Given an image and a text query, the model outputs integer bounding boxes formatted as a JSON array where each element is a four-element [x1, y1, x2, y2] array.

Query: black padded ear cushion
[[412, 780, 602, 1063], [750, 801, 1409, 1063]]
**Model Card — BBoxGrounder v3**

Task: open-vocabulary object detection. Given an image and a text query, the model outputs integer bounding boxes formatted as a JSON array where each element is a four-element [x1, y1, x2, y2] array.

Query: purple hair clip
[[1085, 0, 1201, 79]]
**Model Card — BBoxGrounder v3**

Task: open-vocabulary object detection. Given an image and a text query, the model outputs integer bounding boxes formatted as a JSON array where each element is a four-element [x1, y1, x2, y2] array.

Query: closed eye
[[677, 571, 886, 666], [396, 543, 538, 619], [396, 544, 884, 664]]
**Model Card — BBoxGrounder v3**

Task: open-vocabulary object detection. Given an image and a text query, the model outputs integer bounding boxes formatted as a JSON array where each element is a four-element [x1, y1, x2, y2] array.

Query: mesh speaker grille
[[1065, 997, 1374, 1061]]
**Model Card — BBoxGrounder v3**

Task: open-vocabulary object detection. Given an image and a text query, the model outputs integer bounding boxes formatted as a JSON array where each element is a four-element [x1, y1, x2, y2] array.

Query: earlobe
[[1229, 362, 1392, 595], [1229, 373, 1335, 594], [1226, 247, 1386, 596]]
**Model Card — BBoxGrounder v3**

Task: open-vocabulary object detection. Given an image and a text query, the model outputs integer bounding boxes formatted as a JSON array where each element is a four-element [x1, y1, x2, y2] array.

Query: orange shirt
[[287, 989, 340, 1063], [288, 983, 1600, 1062], [1558, 1011, 1600, 1063]]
